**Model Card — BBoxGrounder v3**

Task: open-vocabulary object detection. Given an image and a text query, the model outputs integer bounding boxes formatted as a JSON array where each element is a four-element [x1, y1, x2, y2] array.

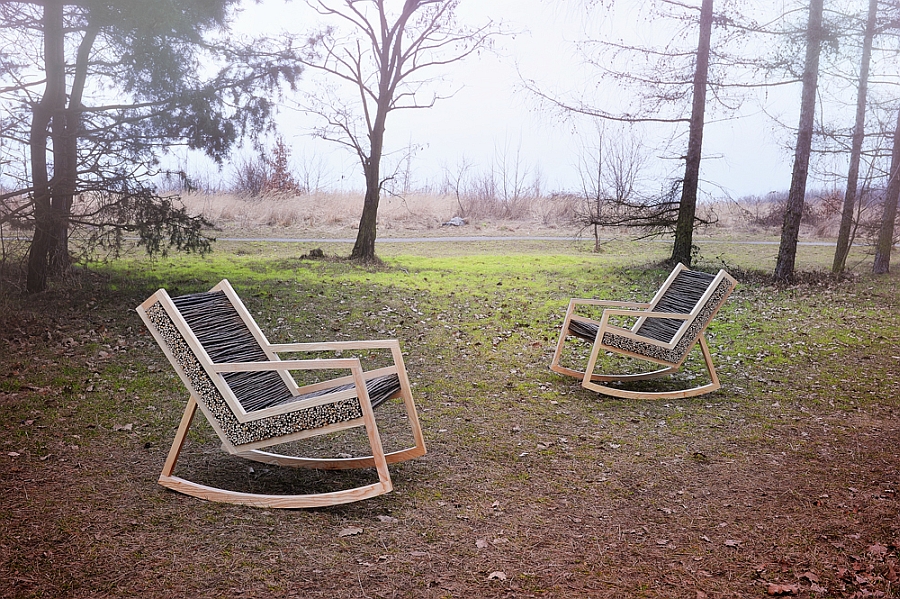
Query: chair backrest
[[636, 266, 719, 342], [137, 280, 364, 449], [169, 288, 296, 411], [601, 264, 736, 366]]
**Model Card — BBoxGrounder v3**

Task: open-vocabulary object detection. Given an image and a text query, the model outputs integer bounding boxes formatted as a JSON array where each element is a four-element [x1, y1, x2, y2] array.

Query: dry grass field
[[176, 190, 804, 241]]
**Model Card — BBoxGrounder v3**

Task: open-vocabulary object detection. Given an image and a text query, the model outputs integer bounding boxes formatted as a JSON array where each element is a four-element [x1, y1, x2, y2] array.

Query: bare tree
[[524, 0, 734, 266], [671, 0, 714, 267], [873, 109, 900, 274], [774, 0, 825, 284], [297, 0, 499, 262], [574, 124, 652, 251], [832, 0, 878, 274]]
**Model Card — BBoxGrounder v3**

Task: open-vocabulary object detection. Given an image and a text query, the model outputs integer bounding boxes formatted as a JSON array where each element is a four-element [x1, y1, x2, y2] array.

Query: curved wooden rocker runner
[[550, 264, 737, 399], [137, 280, 426, 508]]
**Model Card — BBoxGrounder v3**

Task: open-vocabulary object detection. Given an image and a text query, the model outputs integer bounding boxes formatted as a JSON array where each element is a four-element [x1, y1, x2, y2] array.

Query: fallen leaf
[[338, 527, 363, 537], [799, 572, 819, 583], [113, 423, 133, 432], [7, 452, 20, 457], [487, 571, 507, 581], [376, 515, 398, 524], [724, 539, 741, 547], [475, 539, 489, 549], [766, 583, 799, 596], [410, 551, 428, 557], [868, 543, 888, 556]]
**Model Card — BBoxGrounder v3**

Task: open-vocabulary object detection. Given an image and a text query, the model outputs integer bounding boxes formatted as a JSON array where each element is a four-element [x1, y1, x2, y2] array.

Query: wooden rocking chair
[[550, 264, 737, 399], [137, 279, 426, 508]]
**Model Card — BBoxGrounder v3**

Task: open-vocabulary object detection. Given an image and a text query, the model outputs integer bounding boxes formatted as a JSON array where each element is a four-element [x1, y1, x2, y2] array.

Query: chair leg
[[581, 335, 722, 400], [157, 394, 394, 509], [159, 395, 199, 480], [549, 305, 576, 377]]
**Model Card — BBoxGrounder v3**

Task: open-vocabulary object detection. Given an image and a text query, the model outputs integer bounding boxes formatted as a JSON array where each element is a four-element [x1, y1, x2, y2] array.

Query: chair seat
[[257, 373, 401, 411], [568, 319, 599, 342]]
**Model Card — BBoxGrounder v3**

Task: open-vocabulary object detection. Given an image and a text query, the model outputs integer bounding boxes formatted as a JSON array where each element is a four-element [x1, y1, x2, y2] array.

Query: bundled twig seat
[[137, 279, 426, 508], [550, 264, 737, 399]]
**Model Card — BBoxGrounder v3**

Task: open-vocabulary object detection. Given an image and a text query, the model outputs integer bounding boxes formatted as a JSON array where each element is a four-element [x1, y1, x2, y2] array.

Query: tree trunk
[[350, 159, 381, 262], [670, 0, 713, 267], [26, 0, 67, 294], [47, 23, 96, 274], [774, 0, 824, 284], [873, 110, 900, 274], [832, 0, 877, 274], [350, 111, 386, 261]]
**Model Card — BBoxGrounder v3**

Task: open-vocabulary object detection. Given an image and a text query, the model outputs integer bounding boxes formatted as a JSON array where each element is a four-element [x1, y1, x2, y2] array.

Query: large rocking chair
[[137, 279, 426, 508], [550, 264, 737, 399]]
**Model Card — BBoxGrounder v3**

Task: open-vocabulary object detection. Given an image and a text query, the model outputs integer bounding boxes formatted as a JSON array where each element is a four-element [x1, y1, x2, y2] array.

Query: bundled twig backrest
[[635, 269, 716, 342], [171, 291, 295, 411], [598, 266, 735, 367], [145, 293, 370, 448]]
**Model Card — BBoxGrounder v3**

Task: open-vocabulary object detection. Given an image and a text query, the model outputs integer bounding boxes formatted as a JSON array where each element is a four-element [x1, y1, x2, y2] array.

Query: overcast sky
[[230, 0, 834, 199]]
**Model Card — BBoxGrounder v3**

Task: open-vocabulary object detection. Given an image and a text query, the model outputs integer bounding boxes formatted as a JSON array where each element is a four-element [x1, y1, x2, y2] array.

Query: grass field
[[1, 235, 899, 598]]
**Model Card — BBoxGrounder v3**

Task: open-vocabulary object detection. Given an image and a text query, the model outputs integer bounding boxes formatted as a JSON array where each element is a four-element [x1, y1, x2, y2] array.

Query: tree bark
[[349, 78, 389, 261], [774, 0, 824, 284], [26, 0, 67, 294], [670, 0, 713, 267], [832, 0, 877, 274], [47, 22, 97, 274], [351, 154, 382, 261], [873, 110, 900, 274]]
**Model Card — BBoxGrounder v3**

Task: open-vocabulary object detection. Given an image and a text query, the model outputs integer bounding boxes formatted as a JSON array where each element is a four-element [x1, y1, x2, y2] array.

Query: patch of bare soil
[[1, 267, 898, 599]]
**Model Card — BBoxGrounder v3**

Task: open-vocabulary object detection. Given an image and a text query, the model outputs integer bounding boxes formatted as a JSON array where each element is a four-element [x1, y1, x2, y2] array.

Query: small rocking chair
[[550, 264, 737, 399], [137, 279, 426, 508]]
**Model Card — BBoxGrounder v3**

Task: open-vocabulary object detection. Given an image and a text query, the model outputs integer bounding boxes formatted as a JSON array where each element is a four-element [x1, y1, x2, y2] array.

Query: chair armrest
[[209, 358, 362, 373], [597, 309, 693, 344], [600, 309, 693, 320], [570, 299, 651, 308], [266, 340, 400, 353]]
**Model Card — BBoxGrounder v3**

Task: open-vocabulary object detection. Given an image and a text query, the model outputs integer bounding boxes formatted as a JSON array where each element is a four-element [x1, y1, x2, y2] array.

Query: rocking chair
[[550, 264, 736, 399], [137, 279, 426, 508]]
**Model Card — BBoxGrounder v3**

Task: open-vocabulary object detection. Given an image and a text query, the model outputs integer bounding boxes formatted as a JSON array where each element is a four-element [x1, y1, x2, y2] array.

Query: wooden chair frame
[[137, 280, 426, 508], [550, 264, 736, 400]]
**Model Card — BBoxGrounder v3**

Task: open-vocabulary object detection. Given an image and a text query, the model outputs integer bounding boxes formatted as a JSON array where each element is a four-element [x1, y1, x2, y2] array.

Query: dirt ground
[[1, 229, 899, 598]]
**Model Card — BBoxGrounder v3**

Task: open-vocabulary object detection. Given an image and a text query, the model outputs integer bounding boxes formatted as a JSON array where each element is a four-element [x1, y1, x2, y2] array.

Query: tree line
[[529, 0, 900, 281], [1, 0, 899, 293]]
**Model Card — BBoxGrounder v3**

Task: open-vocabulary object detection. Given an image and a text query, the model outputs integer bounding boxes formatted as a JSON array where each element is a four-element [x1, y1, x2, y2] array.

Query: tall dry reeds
[[179, 189, 581, 233]]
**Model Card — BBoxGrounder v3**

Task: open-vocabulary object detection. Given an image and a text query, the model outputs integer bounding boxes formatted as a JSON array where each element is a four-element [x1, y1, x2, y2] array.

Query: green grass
[[2, 237, 899, 598]]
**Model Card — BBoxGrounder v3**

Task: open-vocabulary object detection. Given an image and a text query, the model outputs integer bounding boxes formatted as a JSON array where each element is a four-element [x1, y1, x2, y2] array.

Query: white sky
[[227, 0, 837, 199]]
